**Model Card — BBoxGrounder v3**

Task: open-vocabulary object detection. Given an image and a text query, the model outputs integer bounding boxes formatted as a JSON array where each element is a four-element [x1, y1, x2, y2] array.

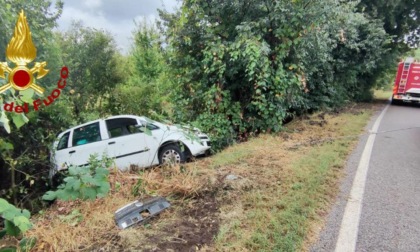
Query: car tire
[[158, 144, 186, 165]]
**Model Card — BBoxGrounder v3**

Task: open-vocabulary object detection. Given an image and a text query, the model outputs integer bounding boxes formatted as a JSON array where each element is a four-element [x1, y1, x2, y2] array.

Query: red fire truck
[[392, 57, 420, 104]]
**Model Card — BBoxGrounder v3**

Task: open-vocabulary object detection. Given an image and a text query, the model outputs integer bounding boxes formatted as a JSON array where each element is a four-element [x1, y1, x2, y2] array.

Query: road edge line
[[334, 103, 390, 252]]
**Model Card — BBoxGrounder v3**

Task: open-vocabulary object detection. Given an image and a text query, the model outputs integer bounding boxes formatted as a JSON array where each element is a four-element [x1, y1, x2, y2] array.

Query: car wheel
[[159, 144, 186, 165]]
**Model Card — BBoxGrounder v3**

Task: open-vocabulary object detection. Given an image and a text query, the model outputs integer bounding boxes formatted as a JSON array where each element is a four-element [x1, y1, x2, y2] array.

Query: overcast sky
[[56, 0, 181, 54]]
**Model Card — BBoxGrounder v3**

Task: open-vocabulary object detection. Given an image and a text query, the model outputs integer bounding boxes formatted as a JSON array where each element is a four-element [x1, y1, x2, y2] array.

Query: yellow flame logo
[[0, 10, 48, 94]]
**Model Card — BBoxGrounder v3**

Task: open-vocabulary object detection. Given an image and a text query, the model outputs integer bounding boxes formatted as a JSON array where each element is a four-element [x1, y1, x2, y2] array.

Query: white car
[[50, 115, 211, 178]]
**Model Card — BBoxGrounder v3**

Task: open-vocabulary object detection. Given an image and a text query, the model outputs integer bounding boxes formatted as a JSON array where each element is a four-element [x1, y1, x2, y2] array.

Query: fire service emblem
[[0, 10, 48, 94]]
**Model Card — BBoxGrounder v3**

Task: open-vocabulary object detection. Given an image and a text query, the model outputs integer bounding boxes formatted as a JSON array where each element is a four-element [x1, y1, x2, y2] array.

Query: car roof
[[56, 115, 146, 137]]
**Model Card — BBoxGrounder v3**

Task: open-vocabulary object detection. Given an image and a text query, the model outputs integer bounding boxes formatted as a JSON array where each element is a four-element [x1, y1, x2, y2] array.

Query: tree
[[108, 19, 174, 119], [358, 0, 420, 47], [57, 22, 123, 121], [159, 0, 393, 150]]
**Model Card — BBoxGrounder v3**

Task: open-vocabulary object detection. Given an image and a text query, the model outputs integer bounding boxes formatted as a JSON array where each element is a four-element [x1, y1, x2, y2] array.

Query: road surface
[[312, 102, 420, 252]]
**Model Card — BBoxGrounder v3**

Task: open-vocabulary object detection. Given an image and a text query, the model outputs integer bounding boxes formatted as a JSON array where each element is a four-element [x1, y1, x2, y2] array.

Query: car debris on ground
[[115, 197, 171, 229]]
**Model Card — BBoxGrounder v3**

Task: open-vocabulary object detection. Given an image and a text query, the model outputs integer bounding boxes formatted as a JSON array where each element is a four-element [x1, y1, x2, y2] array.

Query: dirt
[[87, 193, 220, 252], [141, 194, 219, 252]]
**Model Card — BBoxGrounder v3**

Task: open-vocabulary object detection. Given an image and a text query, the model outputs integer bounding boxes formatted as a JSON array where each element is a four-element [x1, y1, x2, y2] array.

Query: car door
[[105, 117, 158, 169], [64, 121, 108, 166]]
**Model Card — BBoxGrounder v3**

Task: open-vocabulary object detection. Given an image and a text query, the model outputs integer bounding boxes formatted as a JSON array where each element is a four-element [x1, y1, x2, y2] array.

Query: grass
[[26, 102, 380, 251], [373, 88, 392, 101], [213, 105, 374, 251]]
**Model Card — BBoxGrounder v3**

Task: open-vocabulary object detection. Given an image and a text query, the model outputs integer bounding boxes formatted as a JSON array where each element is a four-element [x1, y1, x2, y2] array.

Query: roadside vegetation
[[0, 0, 419, 250], [25, 102, 378, 251]]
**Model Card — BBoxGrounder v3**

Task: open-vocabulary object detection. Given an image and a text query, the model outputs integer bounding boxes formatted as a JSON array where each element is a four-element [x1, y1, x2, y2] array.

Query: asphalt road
[[312, 102, 420, 252]]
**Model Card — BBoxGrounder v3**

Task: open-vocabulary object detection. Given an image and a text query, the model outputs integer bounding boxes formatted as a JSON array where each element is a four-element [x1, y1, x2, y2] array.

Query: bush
[[42, 155, 113, 201]]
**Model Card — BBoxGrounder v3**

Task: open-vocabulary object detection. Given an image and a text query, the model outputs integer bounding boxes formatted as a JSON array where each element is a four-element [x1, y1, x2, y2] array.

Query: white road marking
[[335, 103, 390, 252]]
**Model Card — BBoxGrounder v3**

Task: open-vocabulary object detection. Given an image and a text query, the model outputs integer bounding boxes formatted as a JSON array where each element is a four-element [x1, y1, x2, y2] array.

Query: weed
[[0, 198, 36, 251], [58, 209, 83, 226], [42, 155, 111, 201]]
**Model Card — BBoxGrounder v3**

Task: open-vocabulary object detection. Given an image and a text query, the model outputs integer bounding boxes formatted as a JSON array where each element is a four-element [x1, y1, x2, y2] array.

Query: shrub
[[42, 155, 113, 201]]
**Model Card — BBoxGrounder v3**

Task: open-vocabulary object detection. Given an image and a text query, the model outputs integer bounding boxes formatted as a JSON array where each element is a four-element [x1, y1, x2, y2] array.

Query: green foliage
[[0, 199, 35, 252], [0, 1, 68, 212], [108, 19, 175, 120], [131, 177, 145, 197], [42, 155, 113, 201], [358, 0, 420, 47], [57, 21, 123, 121], [159, 0, 395, 149], [193, 87, 244, 151], [0, 139, 13, 154]]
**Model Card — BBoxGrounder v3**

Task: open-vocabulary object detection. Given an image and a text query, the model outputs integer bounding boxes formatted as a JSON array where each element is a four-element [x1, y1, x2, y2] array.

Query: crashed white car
[[50, 115, 211, 178]]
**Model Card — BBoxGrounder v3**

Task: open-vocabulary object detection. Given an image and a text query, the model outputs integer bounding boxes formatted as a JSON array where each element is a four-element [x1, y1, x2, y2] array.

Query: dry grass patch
[[27, 170, 139, 251], [138, 163, 217, 197], [27, 164, 221, 251]]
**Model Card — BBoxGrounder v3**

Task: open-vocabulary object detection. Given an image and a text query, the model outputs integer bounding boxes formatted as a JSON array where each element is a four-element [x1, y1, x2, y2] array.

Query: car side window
[[139, 120, 159, 130], [72, 122, 101, 146], [57, 132, 70, 150], [106, 118, 140, 138]]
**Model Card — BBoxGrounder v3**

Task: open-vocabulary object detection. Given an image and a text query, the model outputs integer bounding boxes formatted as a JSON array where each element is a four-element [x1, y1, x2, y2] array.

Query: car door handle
[[108, 141, 116, 145], [69, 150, 76, 154]]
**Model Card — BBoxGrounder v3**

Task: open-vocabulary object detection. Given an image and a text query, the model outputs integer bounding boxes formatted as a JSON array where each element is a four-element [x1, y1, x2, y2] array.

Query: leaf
[[19, 237, 37, 251], [67, 166, 79, 176], [11, 113, 29, 129], [64, 177, 77, 190], [72, 179, 81, 191], [12, 216, 32, 232], [19, 89, 35, 103], [0, 140, 13, 153], [80, 175, 95, 185], [0, 112, 11, 133], [96, 182, 110, 198], [2, 208, 17, 221], [95, 167, 109, 177], [21, 209, 31, 219], [42, 191, 57, 201], [4, 220, 20, 236], [80, 187, 97, 200], [56, 189, 72, 201], [0, 229, 6, 239], [0, 198, 11, 212]]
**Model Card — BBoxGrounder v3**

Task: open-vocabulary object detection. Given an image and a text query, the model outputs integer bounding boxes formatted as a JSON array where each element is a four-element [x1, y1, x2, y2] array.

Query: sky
[[55, 0, 181, 54]]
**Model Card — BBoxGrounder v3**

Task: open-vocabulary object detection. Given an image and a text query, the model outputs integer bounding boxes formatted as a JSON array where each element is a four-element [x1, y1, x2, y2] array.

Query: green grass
[[246, 140, 351, 251], [374, 89, 392, 100], [210, 143, 253, 168]]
